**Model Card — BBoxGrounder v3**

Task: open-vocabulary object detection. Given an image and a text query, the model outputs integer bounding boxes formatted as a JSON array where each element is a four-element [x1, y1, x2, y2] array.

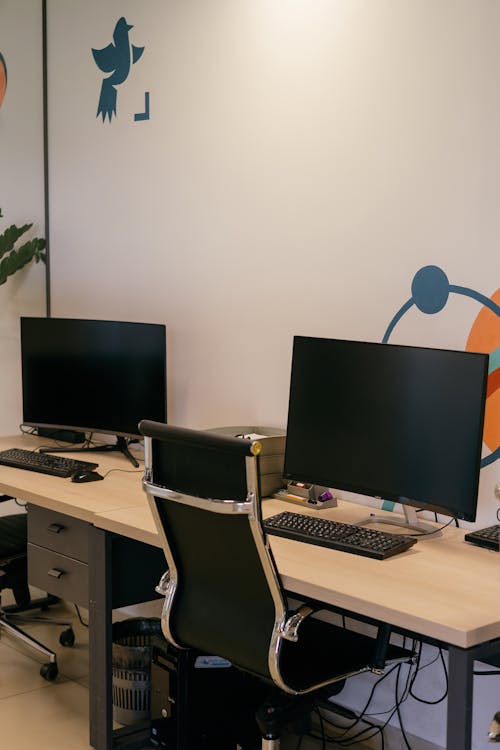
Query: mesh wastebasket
[[112, 617, 163, 725]]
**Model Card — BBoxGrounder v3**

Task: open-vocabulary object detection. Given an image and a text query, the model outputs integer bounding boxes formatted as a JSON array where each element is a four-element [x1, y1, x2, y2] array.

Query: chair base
[[2, 592, 60, 615], [0, 599, 75, 680], [0, 615, 57, 662]]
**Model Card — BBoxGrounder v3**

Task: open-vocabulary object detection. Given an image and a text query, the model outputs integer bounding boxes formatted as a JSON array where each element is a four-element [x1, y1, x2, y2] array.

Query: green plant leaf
[[0, 223, 33, 259], [0, 238, 47, 286]]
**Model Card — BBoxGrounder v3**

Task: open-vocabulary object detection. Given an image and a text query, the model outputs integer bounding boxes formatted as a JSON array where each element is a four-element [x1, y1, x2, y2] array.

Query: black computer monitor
[[21, 317, 167, 465], [284, 336, 488, 531]]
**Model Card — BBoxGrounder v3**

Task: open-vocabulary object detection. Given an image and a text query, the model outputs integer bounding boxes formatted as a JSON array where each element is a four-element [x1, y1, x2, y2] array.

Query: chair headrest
[[139, 420, 262, 457]]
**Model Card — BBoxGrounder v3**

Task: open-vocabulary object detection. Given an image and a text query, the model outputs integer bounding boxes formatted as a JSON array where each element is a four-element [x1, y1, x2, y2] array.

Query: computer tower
[[150, 642, 263, 750]]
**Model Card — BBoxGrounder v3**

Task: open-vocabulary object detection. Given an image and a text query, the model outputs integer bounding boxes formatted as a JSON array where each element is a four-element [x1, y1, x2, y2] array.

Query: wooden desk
[[2, 433, 500, 750], [97, 498, 500, 649], [0, 433, 145, 519]]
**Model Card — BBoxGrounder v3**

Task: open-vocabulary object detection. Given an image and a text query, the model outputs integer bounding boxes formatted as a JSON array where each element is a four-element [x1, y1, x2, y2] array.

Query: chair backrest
[[0, 513, 29, 606], [140, 420, 288, 682], [0, 513, 27, 566]]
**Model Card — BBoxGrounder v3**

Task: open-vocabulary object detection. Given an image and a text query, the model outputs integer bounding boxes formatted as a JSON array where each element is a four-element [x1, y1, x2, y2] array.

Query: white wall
[[43, 2, 500, 747], [46, 0, 500, 522], [0, 0, 46, 436]]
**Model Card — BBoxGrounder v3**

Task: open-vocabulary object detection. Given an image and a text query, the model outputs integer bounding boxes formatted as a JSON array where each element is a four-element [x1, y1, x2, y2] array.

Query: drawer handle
[[48, 523, 65, 534], [47, 568, 65, 579]]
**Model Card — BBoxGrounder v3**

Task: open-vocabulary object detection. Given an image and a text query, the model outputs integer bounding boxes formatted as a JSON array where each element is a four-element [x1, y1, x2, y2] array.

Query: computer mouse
[[71, 470, 104, 483]]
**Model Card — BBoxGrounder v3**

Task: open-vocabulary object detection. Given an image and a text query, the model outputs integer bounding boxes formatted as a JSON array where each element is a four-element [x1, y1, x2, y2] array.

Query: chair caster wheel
[[59, 627, 75, 647], [40, 662, 58, 681]]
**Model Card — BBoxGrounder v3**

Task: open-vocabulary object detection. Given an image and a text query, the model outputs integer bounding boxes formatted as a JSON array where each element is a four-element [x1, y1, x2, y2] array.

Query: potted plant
[[0, 207, 46, 286]]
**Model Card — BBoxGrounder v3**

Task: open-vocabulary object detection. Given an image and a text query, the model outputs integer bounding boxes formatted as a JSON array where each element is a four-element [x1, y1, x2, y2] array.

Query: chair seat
[[279, 616, 410, 692], [0, 514, 27, 564]]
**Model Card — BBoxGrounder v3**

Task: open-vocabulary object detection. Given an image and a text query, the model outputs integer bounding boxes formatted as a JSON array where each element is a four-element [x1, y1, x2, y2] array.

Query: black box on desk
[[207, 425, 286, 498]]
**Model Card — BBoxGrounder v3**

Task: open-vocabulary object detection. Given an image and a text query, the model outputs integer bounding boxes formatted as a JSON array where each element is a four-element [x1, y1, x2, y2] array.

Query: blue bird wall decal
[[92, 17, 144, 122]]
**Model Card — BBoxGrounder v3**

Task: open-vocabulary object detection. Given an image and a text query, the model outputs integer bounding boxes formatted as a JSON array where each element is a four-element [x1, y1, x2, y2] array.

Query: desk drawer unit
[[27, 504, 89, 607]]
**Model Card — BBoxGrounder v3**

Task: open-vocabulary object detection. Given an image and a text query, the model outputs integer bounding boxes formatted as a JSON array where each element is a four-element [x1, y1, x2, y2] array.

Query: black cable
[[316, 708, 326, 750], [312, 707, 385, 748], [394, 663, 414, 750], [74, 604, 89, 628], [408, 644, 448, 705], [356, 648, 419, 747], [407, 515, 457, 538], [415, 508, 458, 528], [315, 637, 448, 748], [316, 664, 403, 744], [294, 730, 305, 750], [312, 637, 444, 749], [410, 641, 442, 676], [362, 661, 414, 744], [99, 467, 143, 479]]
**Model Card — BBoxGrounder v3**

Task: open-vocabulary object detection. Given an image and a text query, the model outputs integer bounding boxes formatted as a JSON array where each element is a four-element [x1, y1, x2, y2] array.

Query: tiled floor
[[0, 595, 95, 750], [0, 593, 168, 750]]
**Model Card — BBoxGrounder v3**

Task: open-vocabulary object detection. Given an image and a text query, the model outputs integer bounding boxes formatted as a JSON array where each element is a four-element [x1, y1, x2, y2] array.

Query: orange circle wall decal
[[0, 53, 7, 108], [466, 288, 500, 457]]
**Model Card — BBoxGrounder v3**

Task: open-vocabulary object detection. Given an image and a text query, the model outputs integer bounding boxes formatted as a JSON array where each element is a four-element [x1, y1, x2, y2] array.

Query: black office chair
[[0, 505, 75, 680], [140, 421, 414, 750]]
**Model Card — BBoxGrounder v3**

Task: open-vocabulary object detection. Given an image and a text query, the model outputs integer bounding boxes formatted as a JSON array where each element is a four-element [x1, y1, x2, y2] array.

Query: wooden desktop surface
[[0, 433, 145, 521], [1, 433, 500, 650]]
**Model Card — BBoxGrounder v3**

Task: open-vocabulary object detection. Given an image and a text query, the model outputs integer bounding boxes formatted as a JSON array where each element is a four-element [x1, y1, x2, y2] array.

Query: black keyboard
[[263, 511, 417, 560], [0, 448, 98, 478], [464, 525, 499, 551]]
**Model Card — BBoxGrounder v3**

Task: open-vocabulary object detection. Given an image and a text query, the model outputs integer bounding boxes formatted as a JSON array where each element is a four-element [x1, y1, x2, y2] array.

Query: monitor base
[[39, 436, 139, 468], [354, 505, 442, 536]]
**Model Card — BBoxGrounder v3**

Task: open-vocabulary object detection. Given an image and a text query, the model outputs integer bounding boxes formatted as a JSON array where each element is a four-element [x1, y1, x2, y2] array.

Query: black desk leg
[[446, 646, 473, 750], [89, 526, 114, 750]]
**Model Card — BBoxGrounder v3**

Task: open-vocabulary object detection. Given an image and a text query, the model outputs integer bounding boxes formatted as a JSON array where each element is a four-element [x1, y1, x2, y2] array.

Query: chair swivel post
[[255, 694, 316, 750]]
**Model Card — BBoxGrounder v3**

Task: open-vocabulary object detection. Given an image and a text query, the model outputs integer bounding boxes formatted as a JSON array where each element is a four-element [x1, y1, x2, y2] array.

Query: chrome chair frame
[[140, 421, 413, 748]]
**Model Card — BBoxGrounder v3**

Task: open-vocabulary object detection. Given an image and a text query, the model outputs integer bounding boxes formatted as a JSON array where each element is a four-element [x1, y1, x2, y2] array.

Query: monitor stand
[[39, 436, 139, 468], [354, 505, 441, 536]]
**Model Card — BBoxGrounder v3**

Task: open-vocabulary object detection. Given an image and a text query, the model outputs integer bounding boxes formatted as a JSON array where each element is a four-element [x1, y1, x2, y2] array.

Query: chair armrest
[[155, 570, 171, 596], [280, 603, 320, 642]]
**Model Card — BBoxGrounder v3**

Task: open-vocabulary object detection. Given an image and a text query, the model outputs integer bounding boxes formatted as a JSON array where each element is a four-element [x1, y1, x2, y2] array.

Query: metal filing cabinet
[[27, 504, 89, 607]]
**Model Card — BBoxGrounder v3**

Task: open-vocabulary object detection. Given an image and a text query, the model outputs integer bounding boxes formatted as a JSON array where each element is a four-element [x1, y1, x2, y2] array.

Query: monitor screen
[[21, 317, 167, 440], [284, 336, 488, 522]]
